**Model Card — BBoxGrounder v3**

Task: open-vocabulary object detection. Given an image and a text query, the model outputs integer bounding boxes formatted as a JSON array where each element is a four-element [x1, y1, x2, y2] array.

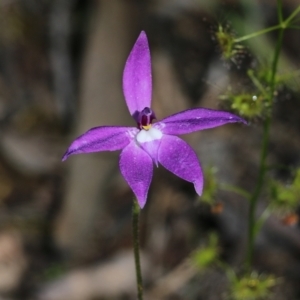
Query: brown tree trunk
[[55, 0, 141, 259]]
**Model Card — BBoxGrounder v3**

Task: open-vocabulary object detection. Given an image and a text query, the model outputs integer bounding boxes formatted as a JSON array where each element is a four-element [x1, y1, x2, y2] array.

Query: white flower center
[[136, 127, 163, 144]]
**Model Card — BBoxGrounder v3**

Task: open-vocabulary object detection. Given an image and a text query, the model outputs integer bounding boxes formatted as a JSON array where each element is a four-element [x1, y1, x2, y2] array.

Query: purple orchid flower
[[62, 31, 246, 208]]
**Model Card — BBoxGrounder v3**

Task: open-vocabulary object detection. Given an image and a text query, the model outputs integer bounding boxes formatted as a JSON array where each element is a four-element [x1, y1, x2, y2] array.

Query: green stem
[[277, 0, 283, 24], [284, 5, 300, 25], [132, 199, 143, 300], [234, 24, 281, 43], [270, 28, 284, 94], [246, 2, 285, 271], [247, 70, 268, 97], [234, 4, 300, 44], [246, 117, 270, 270], [219, 183, 251, 200]]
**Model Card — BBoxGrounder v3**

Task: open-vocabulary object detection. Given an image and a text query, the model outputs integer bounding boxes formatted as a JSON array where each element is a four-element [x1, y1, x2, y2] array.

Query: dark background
[[0, 0, 299, 299]]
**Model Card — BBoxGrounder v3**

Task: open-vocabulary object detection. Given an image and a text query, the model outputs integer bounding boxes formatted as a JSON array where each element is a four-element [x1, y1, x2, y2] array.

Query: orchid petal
[[158, 135, 203, 195], [139, 139, 161, 166], [155, 108, 246, 135], [119, 141, 153, 208], [123, 31, 152, 119], [136, 127, 163, 165], [62, 126, 137, 161]]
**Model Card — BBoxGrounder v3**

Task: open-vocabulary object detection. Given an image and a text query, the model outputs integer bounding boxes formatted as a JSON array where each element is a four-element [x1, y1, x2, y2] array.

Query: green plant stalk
[[277, 0, 283, 23], [234, 4, 300, 44], [247, 70, 268, 97], [246, 0, 285, 271], [234, 24, 281, 43], [246, 117, 270, 270], [219, 183, 251, 200], [284, 5, 300, 25], [132, 199, 143, 300]]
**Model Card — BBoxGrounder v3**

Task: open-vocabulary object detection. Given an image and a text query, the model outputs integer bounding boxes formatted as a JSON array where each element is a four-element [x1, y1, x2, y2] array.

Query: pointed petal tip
[[237, 115, 248, 125], [61, 152, 68, 162], [123, 30, 152, 116], [120, 142, 153, 210], [61, 147, 77, 161], [139, 30, 147, 39], [220, 113, 248, 127], [137, 197, 147, 209], [221, 112, 248, 125], [194, 181, 203, 196], [135, 30, 148, 48]]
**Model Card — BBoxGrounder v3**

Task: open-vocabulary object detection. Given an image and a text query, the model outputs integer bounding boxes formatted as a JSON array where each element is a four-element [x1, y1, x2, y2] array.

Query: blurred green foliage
[[214, 23, 245, 64], [215, 24, 236, 61], [43, 263, 66, 281], [270, 169, 300, 213], [191, 233, 219, 269], [228, 272, 277, 300], [228, 92, 266, 118], [201, 167, 218, 205]]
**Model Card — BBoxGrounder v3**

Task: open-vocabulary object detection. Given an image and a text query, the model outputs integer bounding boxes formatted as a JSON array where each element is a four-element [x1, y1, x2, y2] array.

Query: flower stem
[[132, 199, 143, 300], [277, 0, 283, 24], [234, 4, 300, 44], [246, 0, 285, 271], [246, 117, 270, 270], [234, 24, 281, 43], [219, 183, 251, 200], [284, 5, 300, 25]]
